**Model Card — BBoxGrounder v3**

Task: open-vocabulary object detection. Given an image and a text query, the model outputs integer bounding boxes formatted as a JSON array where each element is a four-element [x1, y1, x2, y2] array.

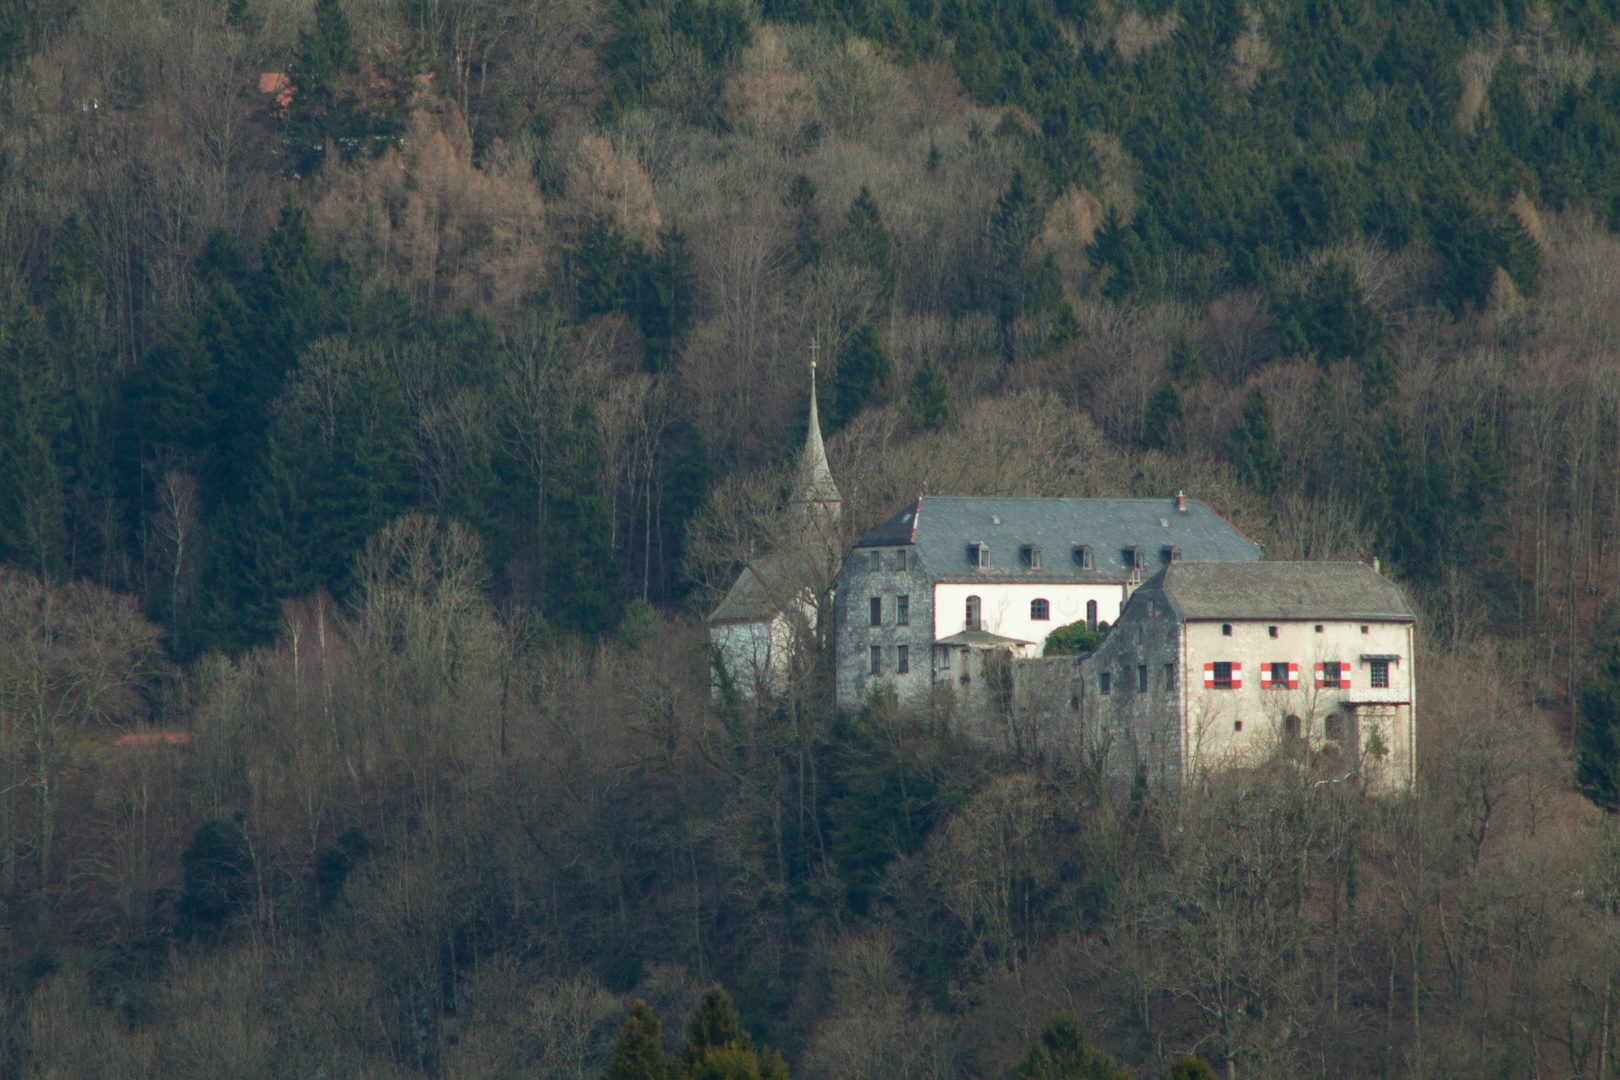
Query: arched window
[[1285, 715, 1301, 739], [965, 595, 981, 631], [1031, 599, 1050, 621], [1086, 600, 1098, 631]]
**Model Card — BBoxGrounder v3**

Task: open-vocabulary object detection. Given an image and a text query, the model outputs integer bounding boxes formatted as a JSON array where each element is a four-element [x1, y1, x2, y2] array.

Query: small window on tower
[[869, 597, 882, 626], [895, 550, 907, 572], [896, 645, 909, 674], [869, 550, 880, 572], [1138, 665, 1148, 692], [869, 646, 881, 674], [896, 595, 909, 625], [1164, 663, 1176, 689], [1099, 672, 1112, 695], [939, 646, 952, 670]]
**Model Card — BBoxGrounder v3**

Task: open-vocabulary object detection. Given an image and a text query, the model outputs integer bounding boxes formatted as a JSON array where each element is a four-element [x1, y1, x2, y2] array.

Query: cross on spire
[[809, 335, 820, 369]]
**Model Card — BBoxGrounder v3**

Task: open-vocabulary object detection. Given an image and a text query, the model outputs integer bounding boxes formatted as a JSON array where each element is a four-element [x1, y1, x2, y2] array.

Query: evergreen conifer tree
[[1142, 382, 1182, 451], [0, 310, 66, 580], [908, 354, 949, 431], [1010, 1015, 1129, 1080], [681, 986, 749, 1067], [543, 405, 623, 635], [784, 174, 824, 269], [637, 224, 697, 373], [1578, 621, 1620, 812], [1228, 386, 1281, 495], [830, 324, 890, 430], [839, 186, 893, 294], [607, 1001, 671, 1080], [1162, 1055, 1217, 1080]]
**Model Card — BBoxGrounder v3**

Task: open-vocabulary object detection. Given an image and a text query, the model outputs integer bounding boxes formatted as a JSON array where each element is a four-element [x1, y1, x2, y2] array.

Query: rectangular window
[[895, 550, 907, 572], [869, 646, 881, 674], [939, 646, 951, 670], [1371, 659, 1389, 688], [896, 595, 909, 625], [1165, 663, 1176, 690], [1271, 662, 1289, 689], [869, 550, 880, 572], [970, 543, 989, 568], [869, 597, 882, 626], [1075, 546, 1094, 569], [1099, 672, 1112, 695], [1138, 665, 1148, 692], [1324, 661, 1344, 688], [1212, 661, 1234, 690], [1027, 546, 1042, 569], [896, 645, 909, 674]]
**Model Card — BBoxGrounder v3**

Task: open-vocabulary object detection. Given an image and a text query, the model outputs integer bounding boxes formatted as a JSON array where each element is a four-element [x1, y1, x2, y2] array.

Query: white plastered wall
[[710, 610, 797, 697], [932, 581, 1126, 647], [1180, 618, 1415, 792]]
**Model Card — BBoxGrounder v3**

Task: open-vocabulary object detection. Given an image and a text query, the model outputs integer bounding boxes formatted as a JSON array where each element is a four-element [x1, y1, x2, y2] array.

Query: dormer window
[[1022, 545, 1042, 570], [1123, 546, 1145, 571], [1162, 545, 1181, 564], [1074, 545, 1094, 570], [969, 543, 990, 569]]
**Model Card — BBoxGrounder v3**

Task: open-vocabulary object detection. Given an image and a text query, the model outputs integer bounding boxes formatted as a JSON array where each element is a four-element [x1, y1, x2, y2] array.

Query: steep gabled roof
[[708, 555, 811, 624], [1145, 561, 1414, 621], [854, 495, 1260, 582]]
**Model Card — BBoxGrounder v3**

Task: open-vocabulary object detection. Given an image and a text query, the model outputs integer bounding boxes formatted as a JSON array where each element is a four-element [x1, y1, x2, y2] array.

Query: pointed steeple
[[793, 346, 841, 525]]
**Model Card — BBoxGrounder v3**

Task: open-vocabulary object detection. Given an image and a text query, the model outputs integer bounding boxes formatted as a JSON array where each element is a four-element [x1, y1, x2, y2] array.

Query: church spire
[[794, 341, 841, 521]]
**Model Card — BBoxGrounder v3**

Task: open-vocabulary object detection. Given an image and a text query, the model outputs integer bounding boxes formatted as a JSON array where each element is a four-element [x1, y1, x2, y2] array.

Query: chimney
[[1175, 490, 1186, 513]]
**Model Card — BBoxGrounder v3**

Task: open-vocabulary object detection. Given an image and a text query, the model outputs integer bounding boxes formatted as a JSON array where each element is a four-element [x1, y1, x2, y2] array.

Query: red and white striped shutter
[[1288, 663, 1300, 689], [1338, 661, 1349, 688], [1232, 662, 1242, 689], [1314, 661, 1325, 689], [1204, 662, 1214, 689], [1260, 664, 1272, 689]]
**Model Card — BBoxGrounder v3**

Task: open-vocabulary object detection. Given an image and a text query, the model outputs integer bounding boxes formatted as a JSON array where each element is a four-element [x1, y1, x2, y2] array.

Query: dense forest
[[5, 0, 1620, 1075]]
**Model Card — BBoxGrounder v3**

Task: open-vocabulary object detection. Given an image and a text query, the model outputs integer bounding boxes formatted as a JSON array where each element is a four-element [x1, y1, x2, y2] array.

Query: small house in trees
[[834, 494, 1261, 711], [1078, 561, 1416, 795], [707, 365, 842, 698]]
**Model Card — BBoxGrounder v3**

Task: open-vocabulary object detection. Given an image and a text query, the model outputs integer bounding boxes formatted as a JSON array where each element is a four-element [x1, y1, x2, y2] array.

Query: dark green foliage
[[1162, 1055, 1218, 1080], [1276, 261, 1391, 403], [284, 0, 405, 171], [576, 217, 697, 372], [315, 827, 371, 908], [785, 174, 825, 269], [598, 0, 753, 124], [682, 986, 750, 1067], [829, 324, 891, 430], [1141, 382, 1182, 452], [543, 407, 623, 636], [608, 1001, 671, 1080], [824, 714, 950, 914], [988, 170, 1058, 357], [836, 186, 895, 299], [1044, 622, 1105, 656], [0, 311, 66, 580], [908, 354, 950, 431], [178, 819, 254, 938], [638, 226, 698, 373], [1011, 1015, 1130, 1080], [671, 0, 752, 67], [1577, 620, 1620, 812], [1229, 387, 1281, 496]]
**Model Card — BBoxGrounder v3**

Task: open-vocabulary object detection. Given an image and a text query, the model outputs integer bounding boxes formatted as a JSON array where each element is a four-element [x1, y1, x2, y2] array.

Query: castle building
[[832, 494, 1261, 710], [1077, 561, 1416, 794]]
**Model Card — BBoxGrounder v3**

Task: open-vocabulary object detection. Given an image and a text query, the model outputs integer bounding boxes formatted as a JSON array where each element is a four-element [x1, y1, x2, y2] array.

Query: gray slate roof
[[1146, 561, 1414, 621], [855, 496, 1261, 582], [708, 556, 806, 624]]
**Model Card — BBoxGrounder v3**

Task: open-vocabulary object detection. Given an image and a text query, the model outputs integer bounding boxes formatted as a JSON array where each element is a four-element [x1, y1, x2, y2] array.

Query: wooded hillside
[[3, 0, 1620, 1076]]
